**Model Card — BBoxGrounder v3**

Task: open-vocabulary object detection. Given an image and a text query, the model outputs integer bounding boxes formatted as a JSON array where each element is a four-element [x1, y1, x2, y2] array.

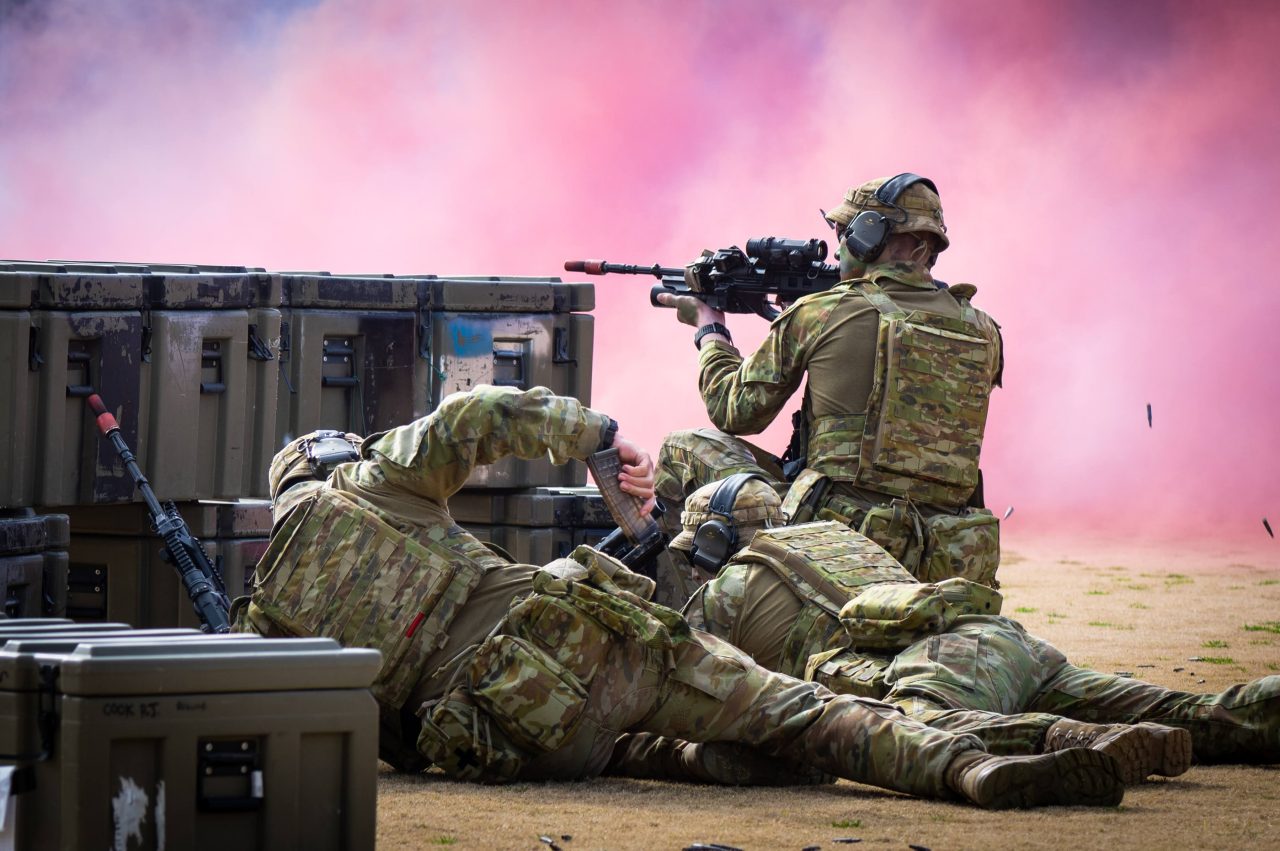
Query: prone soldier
[[611, 476, 1278, 784], [237, 384, 1128, 809]]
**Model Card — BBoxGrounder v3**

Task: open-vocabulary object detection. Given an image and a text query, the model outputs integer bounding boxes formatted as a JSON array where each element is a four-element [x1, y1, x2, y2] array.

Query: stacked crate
[[62, 500, 271, 627], [450, 486, 614, 564], [0, 625, 378, 850], [0, 261, 604, 623], [0, 511, 70, 618]]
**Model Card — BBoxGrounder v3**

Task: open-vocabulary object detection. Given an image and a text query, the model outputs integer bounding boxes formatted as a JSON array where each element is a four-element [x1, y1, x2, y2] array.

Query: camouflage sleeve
[[359, 385, 611, 503], [696, 303, 823, 435]]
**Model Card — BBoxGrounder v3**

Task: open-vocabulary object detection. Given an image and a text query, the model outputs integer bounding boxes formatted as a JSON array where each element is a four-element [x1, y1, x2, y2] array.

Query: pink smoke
[[1, 0, 1276, 547]]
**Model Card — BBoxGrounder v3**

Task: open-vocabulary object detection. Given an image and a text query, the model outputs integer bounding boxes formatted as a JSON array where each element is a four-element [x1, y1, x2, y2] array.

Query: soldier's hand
[[656, 292, 726, 329], [613, 435, 657, 515]]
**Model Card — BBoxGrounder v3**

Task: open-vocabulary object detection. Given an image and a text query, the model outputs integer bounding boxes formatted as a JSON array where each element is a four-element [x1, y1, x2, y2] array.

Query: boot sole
[[969, 749, 1125, 810], [1134, 723, 1193, 779]]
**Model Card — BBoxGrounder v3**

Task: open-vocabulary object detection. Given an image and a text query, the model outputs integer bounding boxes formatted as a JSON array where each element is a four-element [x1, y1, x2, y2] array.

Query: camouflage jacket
[[275, 384, 613, 549], [697, 259, 1000, 436]]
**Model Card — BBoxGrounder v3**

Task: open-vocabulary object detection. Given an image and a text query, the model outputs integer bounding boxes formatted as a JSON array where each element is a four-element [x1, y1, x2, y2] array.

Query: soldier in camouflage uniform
[[614, 477, 1278, 782], [657, 174, 1002, 598], [238, 384, 1128, 808]]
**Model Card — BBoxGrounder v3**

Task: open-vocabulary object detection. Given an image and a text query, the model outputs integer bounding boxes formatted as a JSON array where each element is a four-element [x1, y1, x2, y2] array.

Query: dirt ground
[[376, 534, 1280, 850]]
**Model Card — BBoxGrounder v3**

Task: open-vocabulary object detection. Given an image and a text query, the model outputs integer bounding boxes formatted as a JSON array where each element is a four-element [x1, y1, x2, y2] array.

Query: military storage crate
[[134, 268, 282, 501], [0, 263, 280, 507], [450, 485, 614, 564], [63, 500, 272, 626], [0, 633, 379, 850], [0, 511, 70, 618], [277, 274, 594, 488], [0, 263, 146, 508]]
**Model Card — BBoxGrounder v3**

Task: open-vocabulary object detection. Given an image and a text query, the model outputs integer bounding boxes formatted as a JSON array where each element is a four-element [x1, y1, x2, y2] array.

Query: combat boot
[[945, 748, 1125, 809], [1043, 719, 1191, 785], [680, 741, 834, 786]]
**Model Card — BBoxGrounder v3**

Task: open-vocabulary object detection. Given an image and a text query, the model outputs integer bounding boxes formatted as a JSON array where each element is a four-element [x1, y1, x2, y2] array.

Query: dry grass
[[377, 534, 1280, 850]]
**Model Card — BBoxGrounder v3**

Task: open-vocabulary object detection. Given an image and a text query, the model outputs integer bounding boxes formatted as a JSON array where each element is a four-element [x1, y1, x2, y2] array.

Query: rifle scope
[[745, 237, 827, 271]]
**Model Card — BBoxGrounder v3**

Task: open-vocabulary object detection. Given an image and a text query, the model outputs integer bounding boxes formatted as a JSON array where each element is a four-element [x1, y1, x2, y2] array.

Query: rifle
[[86, 394, 232, 633], [566, 237, 840, 320], [586, 449, 667, 578]]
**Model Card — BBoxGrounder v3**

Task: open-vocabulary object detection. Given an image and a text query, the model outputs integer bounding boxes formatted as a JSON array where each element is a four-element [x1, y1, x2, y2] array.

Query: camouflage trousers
[[656, 428, 784, 520], [654, 428, 788, 606], [882, 615, 1280, 763], [415, 566, 984, 798], [656, 428, 1000, 593]]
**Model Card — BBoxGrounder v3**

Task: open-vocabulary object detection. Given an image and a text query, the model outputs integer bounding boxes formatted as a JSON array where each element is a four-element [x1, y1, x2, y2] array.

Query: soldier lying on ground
[[609, 476, 1277, 785], [236, 384, 1128, 808]]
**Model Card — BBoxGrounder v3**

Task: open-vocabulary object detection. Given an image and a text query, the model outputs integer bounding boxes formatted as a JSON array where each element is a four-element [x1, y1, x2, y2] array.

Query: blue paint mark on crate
[[449, 320, 493, 356]]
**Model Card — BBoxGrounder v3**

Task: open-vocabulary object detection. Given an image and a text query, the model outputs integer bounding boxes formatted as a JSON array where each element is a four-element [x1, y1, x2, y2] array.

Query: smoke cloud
[[2, 0, 1277, 544]]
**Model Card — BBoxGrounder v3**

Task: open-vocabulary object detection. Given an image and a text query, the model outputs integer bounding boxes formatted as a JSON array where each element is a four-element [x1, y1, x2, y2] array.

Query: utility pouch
[[416, 691, 526, 783], [781, 469, 831, 524], [805, 646, 893, 700], [934, 576, 1003, 617], [857, 499, 924, 571], [469, 634, 589, 755], [918, 508, 1000, 588], [839, 582, 958, 649]]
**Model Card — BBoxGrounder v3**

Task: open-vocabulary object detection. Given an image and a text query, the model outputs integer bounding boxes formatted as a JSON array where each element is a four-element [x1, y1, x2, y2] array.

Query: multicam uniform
[[680, 517, 1278, 764], [238, 385, 1102, 805], [658, 257, 1004, 593]]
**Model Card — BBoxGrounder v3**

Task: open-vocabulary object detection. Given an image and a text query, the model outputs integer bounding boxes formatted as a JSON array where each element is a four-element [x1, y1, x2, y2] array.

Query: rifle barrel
[[564, 260, 683, 278]]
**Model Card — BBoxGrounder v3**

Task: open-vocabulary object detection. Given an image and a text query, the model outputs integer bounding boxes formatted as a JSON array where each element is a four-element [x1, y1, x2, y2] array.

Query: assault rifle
[[566, 237, 840, 320], [86, 394, 232, 633]]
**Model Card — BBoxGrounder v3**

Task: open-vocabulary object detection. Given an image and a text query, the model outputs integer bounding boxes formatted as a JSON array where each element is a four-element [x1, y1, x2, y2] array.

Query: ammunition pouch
[[857, 499, 924, 568], [418, 549, 682, 783], [839, 576, 1002, 650], [840, 583, 957, 649], [918, 509, 1000, 588], [820, 492, 1000, 589], [471, 635, 589, 754], [805, 646, 893, 700], [416, 691, 527, 783], [780, 469, 831, 525]]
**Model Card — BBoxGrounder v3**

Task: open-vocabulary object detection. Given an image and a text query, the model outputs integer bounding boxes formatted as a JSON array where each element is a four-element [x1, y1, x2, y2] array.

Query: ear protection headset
[[842, 173, 939, 263], [303, 430, 361, 478], [688, 472, 769, 573]]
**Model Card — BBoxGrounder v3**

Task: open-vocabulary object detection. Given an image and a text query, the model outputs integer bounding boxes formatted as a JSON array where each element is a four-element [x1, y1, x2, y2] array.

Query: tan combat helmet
[[268, 430, 363, 500], [826, 174, 949, 252], [669, 474, 784, 573]]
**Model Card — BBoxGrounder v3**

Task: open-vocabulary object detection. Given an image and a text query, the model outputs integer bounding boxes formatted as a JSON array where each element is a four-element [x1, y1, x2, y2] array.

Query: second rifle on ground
[[86, 394, 232, 633]]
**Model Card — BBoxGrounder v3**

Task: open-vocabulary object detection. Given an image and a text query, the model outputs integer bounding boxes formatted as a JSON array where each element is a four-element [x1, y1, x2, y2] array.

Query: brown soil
[[376, 535, 1280, 850]]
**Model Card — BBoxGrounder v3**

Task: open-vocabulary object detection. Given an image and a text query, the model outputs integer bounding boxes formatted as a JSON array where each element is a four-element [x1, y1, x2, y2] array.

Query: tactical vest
[[733, 522, 1001, 677], [732, 522, 918, 677], [248, 488, 485, 709], [807, 282, 998, 508]]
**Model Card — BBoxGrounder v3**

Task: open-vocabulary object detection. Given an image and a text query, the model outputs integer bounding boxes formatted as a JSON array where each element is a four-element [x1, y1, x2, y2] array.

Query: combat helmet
[[826, 174, 949, 252], [669, 473, 784, 573], [269, 430, 363, 499]]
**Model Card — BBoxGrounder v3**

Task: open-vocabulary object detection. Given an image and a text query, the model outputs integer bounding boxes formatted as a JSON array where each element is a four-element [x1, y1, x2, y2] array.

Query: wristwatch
[[694, 323, 732, 350], [598, 417, 619, 451]]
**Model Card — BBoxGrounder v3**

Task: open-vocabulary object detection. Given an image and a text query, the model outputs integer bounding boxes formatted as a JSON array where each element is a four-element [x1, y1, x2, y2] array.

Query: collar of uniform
[[864, 259, 935, 290]]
